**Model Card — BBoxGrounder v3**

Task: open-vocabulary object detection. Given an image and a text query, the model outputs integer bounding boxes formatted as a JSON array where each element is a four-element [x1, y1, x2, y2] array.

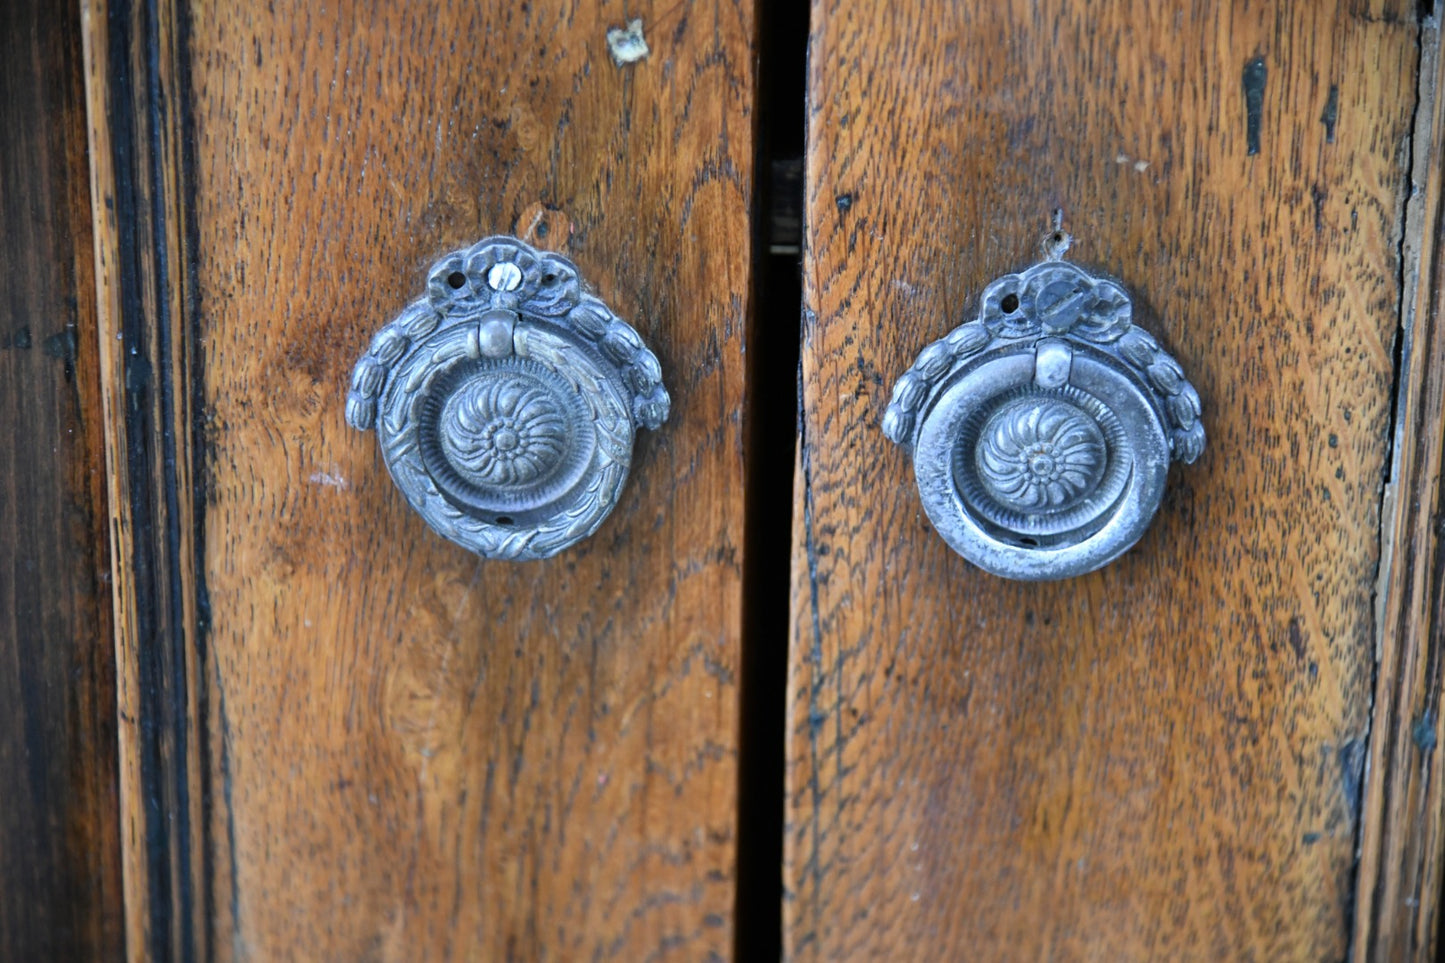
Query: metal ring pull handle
[[882, 255, 1203, 580], [346, 235, 669, 560]]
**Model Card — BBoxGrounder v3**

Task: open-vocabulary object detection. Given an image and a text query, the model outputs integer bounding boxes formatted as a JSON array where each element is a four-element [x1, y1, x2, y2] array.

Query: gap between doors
[[736, 2, 809, 959]]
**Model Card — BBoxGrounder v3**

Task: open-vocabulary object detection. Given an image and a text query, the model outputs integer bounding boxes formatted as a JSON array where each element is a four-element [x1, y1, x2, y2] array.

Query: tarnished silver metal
[[882, 255, 1203, 580], [346, 235, 669, 560]]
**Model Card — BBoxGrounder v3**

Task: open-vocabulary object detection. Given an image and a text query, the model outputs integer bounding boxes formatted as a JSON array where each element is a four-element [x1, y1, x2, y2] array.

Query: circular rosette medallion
[[420, 358, 596, 521], [912, 346, 1171, 580], [377, 316, 634, 560], [976, 398, 1107, 510], [952, 383, 1133, 542]]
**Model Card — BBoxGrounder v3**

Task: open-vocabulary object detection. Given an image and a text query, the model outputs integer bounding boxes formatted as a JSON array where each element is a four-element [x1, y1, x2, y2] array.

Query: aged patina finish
[[883, 255, 1203, 580], [347, 235, 669, 559]]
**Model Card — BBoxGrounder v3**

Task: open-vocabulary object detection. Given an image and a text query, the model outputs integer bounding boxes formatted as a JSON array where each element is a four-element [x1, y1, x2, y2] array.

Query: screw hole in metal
[[1001, 293, 1020, 314], [447, 271, 467, 289]]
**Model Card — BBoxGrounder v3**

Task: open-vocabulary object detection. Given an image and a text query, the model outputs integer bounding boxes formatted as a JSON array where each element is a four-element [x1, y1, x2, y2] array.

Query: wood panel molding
[[1355, 9, 1445, 959], [81, 0, 208, 959]]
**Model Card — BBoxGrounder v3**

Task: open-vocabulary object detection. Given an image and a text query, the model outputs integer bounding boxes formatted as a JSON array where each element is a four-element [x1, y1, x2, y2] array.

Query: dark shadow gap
[[735, 1, 808, 960]]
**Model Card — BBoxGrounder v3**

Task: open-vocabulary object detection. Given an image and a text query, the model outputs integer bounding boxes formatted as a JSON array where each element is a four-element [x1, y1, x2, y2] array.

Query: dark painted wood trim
[[81, 0, 208, 959], [0, 0, 125, 957]]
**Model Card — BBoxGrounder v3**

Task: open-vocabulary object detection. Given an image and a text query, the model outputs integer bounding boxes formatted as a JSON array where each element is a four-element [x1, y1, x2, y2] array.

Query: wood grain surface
[[1355, 12, 1445, 961], [183, 1, 756, 959], [787, 2, 1421, 961], [0, 1, 124, 958], [83, 0, 211, 958]]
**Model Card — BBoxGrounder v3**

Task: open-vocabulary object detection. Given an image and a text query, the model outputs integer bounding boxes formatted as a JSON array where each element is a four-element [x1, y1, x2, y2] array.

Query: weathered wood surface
[[0, 0, 124, 959], [182, 1, 756, 959], [83, 0, 210, 958], [788, 2, 1421, 960], [1355, 12, 1445, 961]]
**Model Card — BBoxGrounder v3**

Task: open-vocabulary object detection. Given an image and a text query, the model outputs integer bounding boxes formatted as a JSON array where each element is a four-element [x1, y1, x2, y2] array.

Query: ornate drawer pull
[[347, 236, 669, 560], [882, 251, 1203, 580]]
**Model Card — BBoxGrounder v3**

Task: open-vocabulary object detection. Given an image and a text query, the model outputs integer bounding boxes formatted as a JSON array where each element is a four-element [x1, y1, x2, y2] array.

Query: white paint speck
[[606, 18, 650, 66], [310, 471, 349, 490], [1116, 152, 1150, 173]]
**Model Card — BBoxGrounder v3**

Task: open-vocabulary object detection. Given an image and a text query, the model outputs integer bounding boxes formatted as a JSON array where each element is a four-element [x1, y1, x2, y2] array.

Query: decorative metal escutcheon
[[346, 235, 669, 560], [882, 255, 1204, 580]]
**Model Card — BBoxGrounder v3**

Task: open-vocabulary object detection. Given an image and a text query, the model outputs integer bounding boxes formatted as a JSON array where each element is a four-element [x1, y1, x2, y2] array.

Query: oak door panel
[[1353, 11, 1445, 958], [788, 2, 1419, 960], [90, 0, 757, 959]]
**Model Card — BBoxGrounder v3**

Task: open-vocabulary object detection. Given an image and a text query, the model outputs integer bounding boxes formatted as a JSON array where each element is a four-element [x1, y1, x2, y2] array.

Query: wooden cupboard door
[[84, 1, 757, 959], [788, 2, 1442, 961]]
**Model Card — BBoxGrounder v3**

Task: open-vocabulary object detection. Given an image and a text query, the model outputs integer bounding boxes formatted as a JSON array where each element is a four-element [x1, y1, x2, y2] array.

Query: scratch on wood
[[1288, 615, 1309, 661], [797, 321, 828, 942], [1312, 186, 1328, 234], [1, 325, 33, 350], [1412, 711, 1438, 752], [307, 470, 349, 490], [1339, 736, 1368, 826], [1244, 56, 1267, 155], [1321, 84, 1340, 143], [213, 665, 244, 959]]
